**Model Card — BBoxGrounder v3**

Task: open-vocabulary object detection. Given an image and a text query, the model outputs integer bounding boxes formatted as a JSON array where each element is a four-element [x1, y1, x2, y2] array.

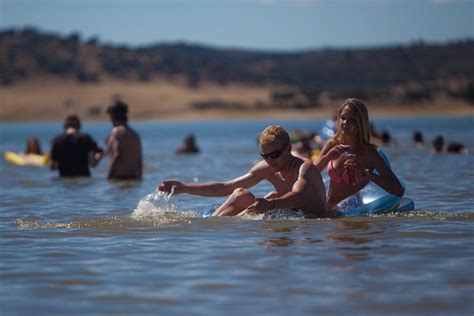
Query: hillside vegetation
[[1, 28, 473, 120]]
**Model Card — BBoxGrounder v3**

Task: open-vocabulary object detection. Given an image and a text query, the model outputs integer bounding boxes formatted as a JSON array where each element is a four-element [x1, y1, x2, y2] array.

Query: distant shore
[[1, 77, 472, 122]]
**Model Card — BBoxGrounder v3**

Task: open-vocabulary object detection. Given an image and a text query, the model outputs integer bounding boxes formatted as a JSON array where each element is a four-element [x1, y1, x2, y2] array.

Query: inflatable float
[[331, 149, 414, 217], [4, 151, 50, 167], [197, 183, 414, 219], [332, 182, 414, 217]]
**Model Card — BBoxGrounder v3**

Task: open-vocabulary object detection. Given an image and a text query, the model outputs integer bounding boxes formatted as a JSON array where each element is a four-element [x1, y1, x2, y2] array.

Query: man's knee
[[213, 188, 255, 217], [232, 187, 249, 196], [231, 188, 255, 204]]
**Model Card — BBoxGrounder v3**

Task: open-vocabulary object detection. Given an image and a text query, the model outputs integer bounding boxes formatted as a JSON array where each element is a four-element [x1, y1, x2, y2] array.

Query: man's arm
[[85, 134, 103, 168], [106, 131, 120, 174], [159, 161, 266, 197], [89, 150, 103, 167]]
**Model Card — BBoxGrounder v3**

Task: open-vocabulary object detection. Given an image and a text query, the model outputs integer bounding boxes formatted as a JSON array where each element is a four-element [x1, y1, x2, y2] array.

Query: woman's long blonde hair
[[331, 98, 377, 149]]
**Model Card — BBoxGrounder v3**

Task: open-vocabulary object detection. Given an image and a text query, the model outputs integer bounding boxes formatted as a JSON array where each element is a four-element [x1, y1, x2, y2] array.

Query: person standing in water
[[159, 125, 328, 217], [50, 114, 103, 177], [106, 100, 143, 180], [314, 98, 404, 212]]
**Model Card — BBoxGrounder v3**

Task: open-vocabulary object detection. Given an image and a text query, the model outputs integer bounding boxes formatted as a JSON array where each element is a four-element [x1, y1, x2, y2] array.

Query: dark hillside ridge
[[1, 28, 473, 92]]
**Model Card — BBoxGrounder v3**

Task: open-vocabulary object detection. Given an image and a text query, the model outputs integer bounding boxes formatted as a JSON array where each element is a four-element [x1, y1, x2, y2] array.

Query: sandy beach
[[1, 76, 472, 122]]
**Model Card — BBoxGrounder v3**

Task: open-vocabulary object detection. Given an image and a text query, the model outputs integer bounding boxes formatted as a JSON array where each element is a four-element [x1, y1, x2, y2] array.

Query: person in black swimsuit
[[50, 114, 103, 177]]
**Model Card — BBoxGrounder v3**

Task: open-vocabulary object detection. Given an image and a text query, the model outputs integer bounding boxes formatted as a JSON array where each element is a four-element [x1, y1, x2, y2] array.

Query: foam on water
[[13, 188, 198, 230], [14, 217, 133, 229]]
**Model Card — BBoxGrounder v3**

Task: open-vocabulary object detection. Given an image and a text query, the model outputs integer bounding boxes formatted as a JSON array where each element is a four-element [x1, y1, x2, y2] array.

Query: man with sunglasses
[[158, 125, 328, 217]]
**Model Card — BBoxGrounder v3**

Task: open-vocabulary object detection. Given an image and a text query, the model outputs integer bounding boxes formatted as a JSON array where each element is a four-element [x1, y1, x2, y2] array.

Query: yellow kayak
[[4, 151, 50, 167]]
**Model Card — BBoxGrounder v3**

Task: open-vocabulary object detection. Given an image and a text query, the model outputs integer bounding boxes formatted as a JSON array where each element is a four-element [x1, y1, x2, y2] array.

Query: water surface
[[1, 118, 473, 315]]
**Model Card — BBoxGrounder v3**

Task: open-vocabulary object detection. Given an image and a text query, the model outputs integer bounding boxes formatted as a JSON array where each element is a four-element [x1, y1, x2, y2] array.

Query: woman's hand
[[326, 145, 346, 161], [343, 153, 367, 174]]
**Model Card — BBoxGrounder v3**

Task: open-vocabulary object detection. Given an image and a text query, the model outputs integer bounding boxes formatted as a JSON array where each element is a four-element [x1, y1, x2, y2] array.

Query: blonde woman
[[314, 98, 404, 212]]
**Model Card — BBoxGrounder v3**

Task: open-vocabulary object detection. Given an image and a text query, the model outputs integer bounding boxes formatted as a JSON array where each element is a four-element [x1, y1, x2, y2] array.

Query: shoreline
[[2, 105, 472, 123], [1, 77, 472, 122]]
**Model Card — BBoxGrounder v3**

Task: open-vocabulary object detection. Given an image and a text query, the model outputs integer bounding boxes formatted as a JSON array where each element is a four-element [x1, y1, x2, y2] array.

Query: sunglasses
[[260, 144, 288, 160]]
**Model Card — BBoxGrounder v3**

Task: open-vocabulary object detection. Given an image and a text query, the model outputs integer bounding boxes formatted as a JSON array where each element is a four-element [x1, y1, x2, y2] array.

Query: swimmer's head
[[64, 114, 81, 130], [259, 125, 290, 148], [107, 100, 128, 124], [25, 137, 42, 155]]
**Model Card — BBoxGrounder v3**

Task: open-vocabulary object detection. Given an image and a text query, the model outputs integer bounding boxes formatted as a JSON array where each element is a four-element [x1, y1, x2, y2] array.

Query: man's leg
[[212, 188, 255, 216]]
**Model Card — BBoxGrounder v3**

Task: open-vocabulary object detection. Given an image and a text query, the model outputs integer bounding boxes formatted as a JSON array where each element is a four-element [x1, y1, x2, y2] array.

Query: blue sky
[[0, 0, 473, 51]]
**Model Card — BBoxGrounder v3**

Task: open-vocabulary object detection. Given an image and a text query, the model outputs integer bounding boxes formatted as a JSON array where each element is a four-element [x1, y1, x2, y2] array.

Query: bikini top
[[327, 149, 369, 185]]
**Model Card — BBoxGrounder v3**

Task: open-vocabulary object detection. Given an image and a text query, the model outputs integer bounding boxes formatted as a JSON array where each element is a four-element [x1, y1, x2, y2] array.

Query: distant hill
[[1, 27, 473, 104]]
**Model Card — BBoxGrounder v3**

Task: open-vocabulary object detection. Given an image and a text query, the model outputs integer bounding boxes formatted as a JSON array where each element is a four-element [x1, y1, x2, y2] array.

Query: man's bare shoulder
[[112, 125, 127, 135], [249, 160, 273, 177], [114, 125, 140, 138], [299, 158, 321, 176]]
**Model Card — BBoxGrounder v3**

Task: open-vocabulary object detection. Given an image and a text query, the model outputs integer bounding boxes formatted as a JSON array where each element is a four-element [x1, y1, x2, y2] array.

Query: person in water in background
[[314, 98, 405, 211], [431, 135, 467, 154], [432, 135, 444, 154], [413, 131, 424, 148], [446, 142, 466, 154], [159, 125, 328, 217], [290, 130, 324, 161], [106, 100, 142, 180], [176, 134, 200, 154], [25, 137, 42, 155], [368, 122, 383, 146], [50, 114, 103, 177], [381, 129, 397, 146], [292, 140, 313, 159]]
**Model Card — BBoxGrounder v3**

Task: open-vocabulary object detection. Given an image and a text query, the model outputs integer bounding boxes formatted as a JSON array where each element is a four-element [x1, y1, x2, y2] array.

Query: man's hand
[[245, 197, 273, 214], [158, 179, 185, 194]]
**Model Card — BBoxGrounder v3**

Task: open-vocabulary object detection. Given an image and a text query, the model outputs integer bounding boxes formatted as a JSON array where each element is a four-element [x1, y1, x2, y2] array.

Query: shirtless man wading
[[106, 101, 143, 180], [159, 125, 328, 217]]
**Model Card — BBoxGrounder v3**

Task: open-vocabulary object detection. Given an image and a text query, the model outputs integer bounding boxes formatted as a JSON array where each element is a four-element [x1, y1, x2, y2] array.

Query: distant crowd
[[287, 120, 467, 161]]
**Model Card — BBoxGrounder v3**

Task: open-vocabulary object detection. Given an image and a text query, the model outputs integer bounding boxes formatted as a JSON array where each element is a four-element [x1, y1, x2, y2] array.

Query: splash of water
[[130, 187, 198, 225], [131, 187, 179, 222]]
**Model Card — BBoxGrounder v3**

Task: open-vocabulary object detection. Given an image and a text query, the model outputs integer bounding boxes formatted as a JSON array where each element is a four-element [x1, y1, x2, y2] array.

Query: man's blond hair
[[259, 125, 290, 146]]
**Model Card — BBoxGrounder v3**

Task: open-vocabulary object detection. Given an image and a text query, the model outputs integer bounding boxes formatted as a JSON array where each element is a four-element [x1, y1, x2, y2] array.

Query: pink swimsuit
[[327, 151, 369, 185]]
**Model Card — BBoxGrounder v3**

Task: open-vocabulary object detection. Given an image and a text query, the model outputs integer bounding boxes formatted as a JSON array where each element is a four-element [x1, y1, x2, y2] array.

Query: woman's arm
[[313, 141, 345, 172], [365, 150, 405, 196]]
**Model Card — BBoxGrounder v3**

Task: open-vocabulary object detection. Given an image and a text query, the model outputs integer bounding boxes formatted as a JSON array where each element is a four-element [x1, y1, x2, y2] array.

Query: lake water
[[1, 117, 473, 315]]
